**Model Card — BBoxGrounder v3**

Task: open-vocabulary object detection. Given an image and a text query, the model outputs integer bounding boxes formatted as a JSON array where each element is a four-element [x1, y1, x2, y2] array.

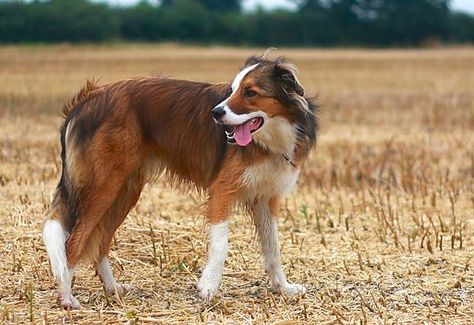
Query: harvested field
[[0, 45, 473, 324]]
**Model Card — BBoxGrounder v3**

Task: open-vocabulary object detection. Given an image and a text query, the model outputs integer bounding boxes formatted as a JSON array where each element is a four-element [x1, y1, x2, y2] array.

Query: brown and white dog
[[42, 53, 318, 308]]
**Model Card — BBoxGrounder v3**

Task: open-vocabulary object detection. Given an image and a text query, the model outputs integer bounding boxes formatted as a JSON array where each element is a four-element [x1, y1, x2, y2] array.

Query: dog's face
[[212, 57, 310, 154]]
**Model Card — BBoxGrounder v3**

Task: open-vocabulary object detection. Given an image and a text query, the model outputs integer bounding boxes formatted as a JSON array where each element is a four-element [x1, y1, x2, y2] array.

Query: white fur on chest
[[240, 157, 300, 202]]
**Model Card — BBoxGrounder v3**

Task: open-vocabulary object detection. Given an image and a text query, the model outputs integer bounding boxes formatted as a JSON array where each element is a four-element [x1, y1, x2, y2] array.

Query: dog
[[42, 53, 318, 309]]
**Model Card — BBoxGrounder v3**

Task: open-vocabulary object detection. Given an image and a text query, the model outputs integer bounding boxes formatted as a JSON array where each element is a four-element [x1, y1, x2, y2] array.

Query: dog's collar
[[283, 153, 298, 168]]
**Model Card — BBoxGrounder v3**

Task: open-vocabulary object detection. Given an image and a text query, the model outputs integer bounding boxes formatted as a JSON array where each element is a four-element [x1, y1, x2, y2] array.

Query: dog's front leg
[[198, 191, 234, 302], [198, 220, 229, 301], [253, 197, 306, 295]]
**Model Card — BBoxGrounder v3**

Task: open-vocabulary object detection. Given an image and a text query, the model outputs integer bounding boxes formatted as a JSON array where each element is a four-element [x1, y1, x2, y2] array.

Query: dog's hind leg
[[96, 257, 132, 296], [253, 196, 306, 295], [65, 172, 130, 267], [64, 129, 141, 268], [47, 171, 128, 309], [94, 175, 144, 296], [43, 193, 80, 309]]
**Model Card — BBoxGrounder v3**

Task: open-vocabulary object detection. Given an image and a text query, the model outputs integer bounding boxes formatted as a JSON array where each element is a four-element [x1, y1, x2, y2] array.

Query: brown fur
[[48, 55, 318, 269], [52, 77, 236, 265], [62, 79, 100, 117]]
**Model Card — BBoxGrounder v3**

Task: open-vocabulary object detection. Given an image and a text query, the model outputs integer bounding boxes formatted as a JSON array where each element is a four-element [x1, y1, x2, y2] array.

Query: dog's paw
[[278, 283, 307, 296], [57, 292, 81, 310], [197, 277, 220, 302], [105, 283, 132, 296]]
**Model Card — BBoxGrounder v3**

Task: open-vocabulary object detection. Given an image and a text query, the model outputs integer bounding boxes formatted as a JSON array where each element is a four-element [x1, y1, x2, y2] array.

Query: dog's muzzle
[[211, 106, 226, 122]]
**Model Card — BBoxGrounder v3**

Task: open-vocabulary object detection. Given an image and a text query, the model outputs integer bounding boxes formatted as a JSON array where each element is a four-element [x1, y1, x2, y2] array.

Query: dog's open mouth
[[225, 117, 264, 147]]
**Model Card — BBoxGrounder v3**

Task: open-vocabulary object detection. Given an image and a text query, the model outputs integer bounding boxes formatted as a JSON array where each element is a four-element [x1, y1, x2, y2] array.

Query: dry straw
[[0, 45, 473, 323]]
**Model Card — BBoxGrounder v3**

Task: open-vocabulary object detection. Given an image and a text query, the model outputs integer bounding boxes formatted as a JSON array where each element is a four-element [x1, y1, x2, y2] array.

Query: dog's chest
[[240, 157, 299, 201]]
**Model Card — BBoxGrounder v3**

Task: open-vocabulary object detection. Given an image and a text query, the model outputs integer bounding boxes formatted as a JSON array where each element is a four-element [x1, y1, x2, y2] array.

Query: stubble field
[[0, 45, 473, 324]]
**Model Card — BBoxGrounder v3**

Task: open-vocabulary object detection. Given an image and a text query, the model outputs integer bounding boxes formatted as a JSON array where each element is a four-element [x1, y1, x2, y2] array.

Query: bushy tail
[[44, 113, 79, 285], [62, 79, 99, 118]]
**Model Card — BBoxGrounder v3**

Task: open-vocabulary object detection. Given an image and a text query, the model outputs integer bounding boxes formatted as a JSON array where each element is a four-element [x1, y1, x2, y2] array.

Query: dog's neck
[[282, 152, 298, 168]]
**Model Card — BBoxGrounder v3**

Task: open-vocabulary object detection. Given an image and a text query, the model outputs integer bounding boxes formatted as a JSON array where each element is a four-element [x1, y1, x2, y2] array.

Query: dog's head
[[212, 54, 317, 155]]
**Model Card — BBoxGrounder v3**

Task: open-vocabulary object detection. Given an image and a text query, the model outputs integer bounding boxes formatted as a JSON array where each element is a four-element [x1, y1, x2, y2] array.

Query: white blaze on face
[[214, 62, 298, 154], [214, 63, 259, 118], [231, 63, 259, 92]]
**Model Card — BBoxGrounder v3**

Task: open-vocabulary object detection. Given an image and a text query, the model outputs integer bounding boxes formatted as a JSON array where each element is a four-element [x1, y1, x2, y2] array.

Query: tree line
[[0, 0, 473, 46]]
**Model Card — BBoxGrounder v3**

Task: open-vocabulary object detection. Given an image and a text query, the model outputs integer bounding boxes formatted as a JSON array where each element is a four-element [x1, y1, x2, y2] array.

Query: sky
[[451, 0, 474, 14], [97, 0, 474, 14]]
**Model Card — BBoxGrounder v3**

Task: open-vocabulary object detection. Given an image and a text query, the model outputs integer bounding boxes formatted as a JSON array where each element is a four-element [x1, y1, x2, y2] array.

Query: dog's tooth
[[226, 131, 234, 140]]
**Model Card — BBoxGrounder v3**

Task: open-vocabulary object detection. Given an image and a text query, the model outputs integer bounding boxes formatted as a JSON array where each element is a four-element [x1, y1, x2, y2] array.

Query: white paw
[[197, 277, 221, 302], [105, 283, 132, 296], [278, 283, 307, 296], [57, 292, 81, 309]]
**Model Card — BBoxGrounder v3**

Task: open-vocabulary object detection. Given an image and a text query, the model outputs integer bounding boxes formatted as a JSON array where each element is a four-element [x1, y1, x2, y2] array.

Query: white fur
[[64, 120, 76, 175], [42, 220, 71, 288], [253, 201, 306, 295], [231, 64, 259, 92], [96, 257, 131, 296], [64, 119, 84, 188], [252, 116, 297, 154], [214, 63, 259, 110], [58, 292, 80, 310], [42, 220, 80, 309], [240, 155, 300, 202], [198, 220, 229, 301], [221, 107, 268, 126]]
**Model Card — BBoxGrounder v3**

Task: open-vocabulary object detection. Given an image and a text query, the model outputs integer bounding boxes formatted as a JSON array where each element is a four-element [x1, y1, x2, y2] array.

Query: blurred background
[[0, 0, 473, 46]]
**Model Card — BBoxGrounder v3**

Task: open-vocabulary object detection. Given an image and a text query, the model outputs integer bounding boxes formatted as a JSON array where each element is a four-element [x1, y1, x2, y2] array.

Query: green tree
[[447, 11, 474, 42], [160, 0, 240, 12], [0, 0, 472, 46], [119, 1, 165, 41], [161, 0, 213, 41], [365, 0, 451, 45], [0, 0, 120, 43]]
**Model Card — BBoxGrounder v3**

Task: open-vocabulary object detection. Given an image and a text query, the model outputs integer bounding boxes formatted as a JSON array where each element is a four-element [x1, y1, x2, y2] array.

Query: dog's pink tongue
[[234, 121, 253, 147]]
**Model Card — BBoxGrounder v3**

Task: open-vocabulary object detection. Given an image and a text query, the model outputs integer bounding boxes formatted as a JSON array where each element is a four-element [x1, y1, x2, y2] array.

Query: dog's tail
[[62, 79, 99, 118], [43, 109, 81, 284]]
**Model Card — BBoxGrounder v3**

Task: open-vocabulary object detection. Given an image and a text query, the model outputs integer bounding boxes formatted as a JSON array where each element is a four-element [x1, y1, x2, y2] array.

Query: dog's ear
[[274, 63, 304, 97]]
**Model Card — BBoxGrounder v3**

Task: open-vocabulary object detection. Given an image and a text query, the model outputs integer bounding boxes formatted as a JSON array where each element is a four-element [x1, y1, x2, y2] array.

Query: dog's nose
[[211, 106, 226, 121]]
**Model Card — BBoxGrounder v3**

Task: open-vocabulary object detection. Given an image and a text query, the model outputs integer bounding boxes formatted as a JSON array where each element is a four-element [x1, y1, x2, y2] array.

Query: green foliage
[[119, 2, 165, 41], [447, 11, 474, 42], [0, 0, 473, 45], [162, 0, 240, 12], [0, 0, 119, 42]]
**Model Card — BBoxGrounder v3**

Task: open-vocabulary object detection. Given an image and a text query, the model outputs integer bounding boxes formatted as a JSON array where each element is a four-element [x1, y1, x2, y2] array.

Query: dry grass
[[0, 45, 473, 324]]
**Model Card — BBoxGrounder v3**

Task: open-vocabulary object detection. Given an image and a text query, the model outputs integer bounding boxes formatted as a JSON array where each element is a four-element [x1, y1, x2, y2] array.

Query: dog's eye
[[244, 89, 257, 98]]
